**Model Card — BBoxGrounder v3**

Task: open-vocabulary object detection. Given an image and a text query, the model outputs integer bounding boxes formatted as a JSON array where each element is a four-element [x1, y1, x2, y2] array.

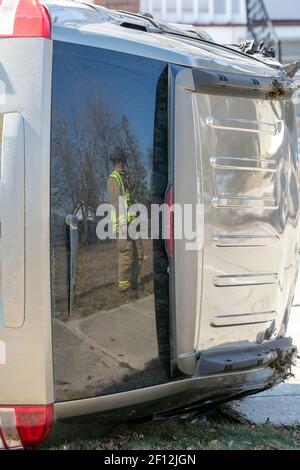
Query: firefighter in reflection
[[107, 146, 144, 294]]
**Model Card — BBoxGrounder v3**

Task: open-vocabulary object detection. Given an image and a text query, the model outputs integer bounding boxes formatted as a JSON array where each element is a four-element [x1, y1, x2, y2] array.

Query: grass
[[46, 418, 300, 451]]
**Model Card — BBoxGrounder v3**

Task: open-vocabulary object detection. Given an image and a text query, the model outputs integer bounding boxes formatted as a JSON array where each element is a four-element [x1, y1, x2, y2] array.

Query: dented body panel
[[174, 67, 300, 375]]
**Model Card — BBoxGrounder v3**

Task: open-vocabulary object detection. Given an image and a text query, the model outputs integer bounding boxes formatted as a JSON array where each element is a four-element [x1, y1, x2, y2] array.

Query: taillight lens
[[0, 405, 54, 450], [0, 0, 51, 38], [165, 185, 174, 258]]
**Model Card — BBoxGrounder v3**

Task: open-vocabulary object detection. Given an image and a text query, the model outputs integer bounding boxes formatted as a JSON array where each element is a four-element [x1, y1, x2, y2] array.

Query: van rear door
[[0, 29, 53, 418]]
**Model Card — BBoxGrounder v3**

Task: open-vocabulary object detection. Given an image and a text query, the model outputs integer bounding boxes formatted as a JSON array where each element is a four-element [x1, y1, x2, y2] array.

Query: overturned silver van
[[0, 0, 300, 450]]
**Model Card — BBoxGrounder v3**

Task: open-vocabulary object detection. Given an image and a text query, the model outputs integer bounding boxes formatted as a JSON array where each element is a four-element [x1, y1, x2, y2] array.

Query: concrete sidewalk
[[54, 295, 164, 400], [232, 307, 300, 425]]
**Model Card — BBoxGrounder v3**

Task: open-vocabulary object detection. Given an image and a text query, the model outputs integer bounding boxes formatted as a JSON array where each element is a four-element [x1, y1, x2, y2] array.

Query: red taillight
[[0, 0, 51, 38], [0, 404, 54, 450], [165, 184, 174, 258]]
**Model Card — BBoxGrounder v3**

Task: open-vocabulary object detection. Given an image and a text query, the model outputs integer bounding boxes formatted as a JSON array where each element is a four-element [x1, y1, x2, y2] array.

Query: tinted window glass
[[51, 41, 169, 401]]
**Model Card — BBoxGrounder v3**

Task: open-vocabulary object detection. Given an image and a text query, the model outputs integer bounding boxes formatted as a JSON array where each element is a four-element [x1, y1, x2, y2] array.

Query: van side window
[[50, 41, 169, 401]]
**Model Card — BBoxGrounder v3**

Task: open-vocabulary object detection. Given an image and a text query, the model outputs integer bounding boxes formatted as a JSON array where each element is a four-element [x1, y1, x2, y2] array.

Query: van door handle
[[65, 215, 79, 317]]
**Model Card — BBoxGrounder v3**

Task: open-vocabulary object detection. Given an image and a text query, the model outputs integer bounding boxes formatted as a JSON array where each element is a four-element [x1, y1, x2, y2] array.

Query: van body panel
[[0, 39, 53, 405], [172, 67, 200, 375], [174, 68, 300, 371], [194, 93, 299, 351], [53, 363, 276, 421]]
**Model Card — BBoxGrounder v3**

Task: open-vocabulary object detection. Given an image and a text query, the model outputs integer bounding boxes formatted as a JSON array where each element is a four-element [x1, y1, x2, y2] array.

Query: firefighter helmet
[[110, 146, 127, 164]]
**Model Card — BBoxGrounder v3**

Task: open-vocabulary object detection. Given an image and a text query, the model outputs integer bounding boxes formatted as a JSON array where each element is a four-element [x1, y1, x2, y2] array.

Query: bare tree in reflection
[[52, 90, 151, 246], [52, 89, 119, 244], [121, 116, 148, 207], [51, 85, 155, 319]]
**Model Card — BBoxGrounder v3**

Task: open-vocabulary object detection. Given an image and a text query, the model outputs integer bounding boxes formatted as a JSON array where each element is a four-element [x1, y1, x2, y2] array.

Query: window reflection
[[51, 43, 170, 401]]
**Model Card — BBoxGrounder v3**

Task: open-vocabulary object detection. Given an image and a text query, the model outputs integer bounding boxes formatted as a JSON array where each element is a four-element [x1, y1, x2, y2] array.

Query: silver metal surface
[[0, 114, 25, 328], [211, 311, 277, 327], [213, 273, 278, 287], [43, 1, 290, 80], [213, 235, 280, 247], [206, 117, 281, 135], [0, 39, 53, 405], [172, 60, 299, 373], [194, 94, 299, 350], [54, 365, 272, 420], [172, 68, 200, 375]]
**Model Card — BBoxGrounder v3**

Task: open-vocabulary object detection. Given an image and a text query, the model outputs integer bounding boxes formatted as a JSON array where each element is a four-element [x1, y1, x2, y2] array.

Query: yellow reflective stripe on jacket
[[109, 171, 134, 228], [110, 171, 125, 195], [111, 214, 127, 231]]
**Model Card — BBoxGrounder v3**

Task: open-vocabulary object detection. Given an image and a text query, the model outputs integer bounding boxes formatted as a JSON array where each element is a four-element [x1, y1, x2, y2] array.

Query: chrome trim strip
[[213, 273, 278, 287], [206, 117, 281, 135], [213, 234, 280, 247], [210, 156, 278, 173], [212, 196, 278, 210], [211, 310, 276, 327]]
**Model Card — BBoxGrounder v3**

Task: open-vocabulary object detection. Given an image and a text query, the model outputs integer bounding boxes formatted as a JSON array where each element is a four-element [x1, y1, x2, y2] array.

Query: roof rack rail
[[116, 10, 159, 29], [120, 22, 148, 32]]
